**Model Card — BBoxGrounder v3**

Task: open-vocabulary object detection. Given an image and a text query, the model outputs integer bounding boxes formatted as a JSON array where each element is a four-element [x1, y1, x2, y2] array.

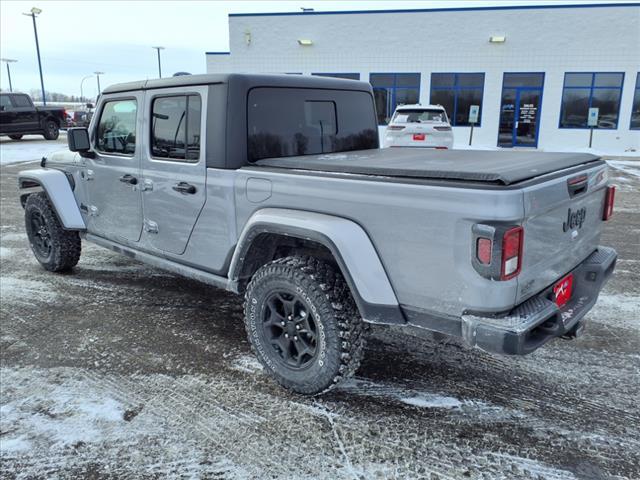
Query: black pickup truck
[[0, 92, 66, 141]]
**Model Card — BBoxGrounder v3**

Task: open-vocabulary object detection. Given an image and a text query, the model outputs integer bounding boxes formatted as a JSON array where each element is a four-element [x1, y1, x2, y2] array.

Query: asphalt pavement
[[1, 138, 639, 479]]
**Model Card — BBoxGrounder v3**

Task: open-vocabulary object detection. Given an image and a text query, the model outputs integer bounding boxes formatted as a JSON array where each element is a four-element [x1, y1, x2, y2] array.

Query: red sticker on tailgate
[[413, 133, 426, 141], [553, 273, 573, 307]]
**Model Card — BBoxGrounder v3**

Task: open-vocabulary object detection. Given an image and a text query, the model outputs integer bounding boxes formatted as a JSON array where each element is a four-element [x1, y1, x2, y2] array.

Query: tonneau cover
[[255, 148, 602, 185]]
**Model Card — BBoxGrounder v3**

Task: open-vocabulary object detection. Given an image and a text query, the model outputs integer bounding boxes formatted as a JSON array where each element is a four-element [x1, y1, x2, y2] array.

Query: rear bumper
[[460, 246, 617, 355]]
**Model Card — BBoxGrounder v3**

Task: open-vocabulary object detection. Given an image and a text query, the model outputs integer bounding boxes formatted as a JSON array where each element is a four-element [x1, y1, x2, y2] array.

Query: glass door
[[514, 89, 541, 147], [498, 73, 544, 148]]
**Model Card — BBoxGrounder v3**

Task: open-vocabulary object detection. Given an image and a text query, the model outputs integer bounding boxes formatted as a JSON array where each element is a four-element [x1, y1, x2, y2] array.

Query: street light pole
[[94, 71, 104, 97], [1, 59, 17, 92], [23, 7, 46, 105], [152, 46, 165, 78], [80, 74, 93, 102]]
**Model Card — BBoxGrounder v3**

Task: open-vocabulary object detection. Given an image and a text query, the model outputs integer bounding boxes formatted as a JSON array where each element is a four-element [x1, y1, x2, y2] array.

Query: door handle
[[172, 181, 196, 194], [119, 174, 138, 185]]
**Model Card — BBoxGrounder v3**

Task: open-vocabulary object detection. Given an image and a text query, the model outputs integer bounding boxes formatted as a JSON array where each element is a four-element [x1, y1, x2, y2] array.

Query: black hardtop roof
[[101, 73, 372, 94]]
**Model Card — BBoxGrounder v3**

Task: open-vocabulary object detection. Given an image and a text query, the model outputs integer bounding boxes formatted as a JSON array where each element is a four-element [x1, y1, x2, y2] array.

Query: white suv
[[383, 104, 453, 149]]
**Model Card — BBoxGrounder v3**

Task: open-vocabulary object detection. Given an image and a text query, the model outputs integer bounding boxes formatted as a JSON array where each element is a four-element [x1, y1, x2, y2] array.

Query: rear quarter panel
[[234, 168, 525, 318]]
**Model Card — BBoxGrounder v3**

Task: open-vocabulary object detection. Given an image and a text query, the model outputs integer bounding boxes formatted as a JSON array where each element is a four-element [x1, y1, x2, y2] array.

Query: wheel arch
[[42, 114, 61, 127], [229, 208, 405, 325], [18, 168, 85, 230]]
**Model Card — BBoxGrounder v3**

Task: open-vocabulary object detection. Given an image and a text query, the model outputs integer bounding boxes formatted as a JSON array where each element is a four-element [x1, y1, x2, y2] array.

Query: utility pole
[[152, 46, 165, 78], [23, 7, 46, 104], [1, 59, 17, 92]]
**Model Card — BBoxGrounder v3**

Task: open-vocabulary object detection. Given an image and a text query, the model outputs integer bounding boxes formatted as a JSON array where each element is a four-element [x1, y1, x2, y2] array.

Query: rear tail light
[[476, 238, 492, 265], [603, 185, 616, 221], [434, 126, 452, 131], [500, 226, 524, 280], [387, 125, 405, 130]]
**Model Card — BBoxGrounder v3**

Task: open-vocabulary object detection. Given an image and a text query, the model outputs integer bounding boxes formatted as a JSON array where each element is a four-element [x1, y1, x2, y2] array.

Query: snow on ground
[[0, 135, 67, 165], [0, 277, 58, 305], [1, 138, 639, 479], [607, 159, 640, 178]]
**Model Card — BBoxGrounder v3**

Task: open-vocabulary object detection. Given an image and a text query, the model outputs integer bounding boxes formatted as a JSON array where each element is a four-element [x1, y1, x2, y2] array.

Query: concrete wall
[[207, 5, 640, 154]]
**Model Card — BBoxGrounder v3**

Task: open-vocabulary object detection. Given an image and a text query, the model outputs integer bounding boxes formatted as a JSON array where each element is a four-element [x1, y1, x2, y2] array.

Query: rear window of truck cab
[[247, 88, 378, 162]]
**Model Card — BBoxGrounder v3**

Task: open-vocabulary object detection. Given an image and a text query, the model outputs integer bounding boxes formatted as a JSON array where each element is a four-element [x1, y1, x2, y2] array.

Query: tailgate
[[517, 163, 609, 304], [387, 124, 449, 146]]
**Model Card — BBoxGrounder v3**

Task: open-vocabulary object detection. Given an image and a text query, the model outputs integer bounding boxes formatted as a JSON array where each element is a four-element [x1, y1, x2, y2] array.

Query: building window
[[631, 73, 640, 130], [370, 73, 420, 125], [559, 72, 624, 129], [312, 73, 360, 80], [430, 73, 485, 127]]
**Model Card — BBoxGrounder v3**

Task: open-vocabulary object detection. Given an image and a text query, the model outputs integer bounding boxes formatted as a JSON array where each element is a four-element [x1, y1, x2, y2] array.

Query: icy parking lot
[[1, 140, 639, 479], [0, 135, 68, 166]]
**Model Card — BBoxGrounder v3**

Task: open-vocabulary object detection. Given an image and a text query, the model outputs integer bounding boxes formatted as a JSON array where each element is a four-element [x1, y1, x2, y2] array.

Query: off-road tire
[[8, 134, 23, 140], [24, 192, 81, 272], [42, 119, 60, 140], [244, 256, 366, 395]]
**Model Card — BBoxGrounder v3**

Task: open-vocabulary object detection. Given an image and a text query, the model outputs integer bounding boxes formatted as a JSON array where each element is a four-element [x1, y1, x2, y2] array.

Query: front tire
[[244, 256, 366, 395], [42, 120, 60, 140], [25, 193, 81, 272], [8, 134, 23, 140]]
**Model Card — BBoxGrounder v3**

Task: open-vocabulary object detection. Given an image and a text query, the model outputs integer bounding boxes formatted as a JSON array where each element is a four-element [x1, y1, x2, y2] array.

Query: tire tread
[[243, 255, 366, 395], [25, 192, 81, 272]]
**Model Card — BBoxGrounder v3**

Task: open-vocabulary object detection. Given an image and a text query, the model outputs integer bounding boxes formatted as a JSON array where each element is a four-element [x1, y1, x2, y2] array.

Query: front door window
[[498, 73, 544, 148]]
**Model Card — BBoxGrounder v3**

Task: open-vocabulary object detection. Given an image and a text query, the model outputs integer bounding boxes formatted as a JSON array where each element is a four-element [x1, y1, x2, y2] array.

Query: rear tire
[[8, 134, 23, 140], [42, 119, 59, 140], [25, 193, 81, 272], [244, 256, 366, 395]]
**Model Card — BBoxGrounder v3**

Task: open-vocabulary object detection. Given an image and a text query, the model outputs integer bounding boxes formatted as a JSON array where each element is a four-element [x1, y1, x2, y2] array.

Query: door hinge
[[89, 205, 99, 216], [144, 219, 159, 234], [85, 169, 95, 181]]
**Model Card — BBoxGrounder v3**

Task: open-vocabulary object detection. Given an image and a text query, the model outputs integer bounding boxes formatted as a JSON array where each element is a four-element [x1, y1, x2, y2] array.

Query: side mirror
[[67, 127, 93, 157], [86, 103, 94, 109]]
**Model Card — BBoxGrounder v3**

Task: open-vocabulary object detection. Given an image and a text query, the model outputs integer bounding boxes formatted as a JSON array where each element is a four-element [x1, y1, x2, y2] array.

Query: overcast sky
[[0, 0, 632, 99]]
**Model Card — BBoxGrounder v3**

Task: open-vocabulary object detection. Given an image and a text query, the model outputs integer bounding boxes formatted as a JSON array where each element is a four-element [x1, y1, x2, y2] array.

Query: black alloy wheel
[[263, 291, 318, 369], [29, 210, 52, 259]]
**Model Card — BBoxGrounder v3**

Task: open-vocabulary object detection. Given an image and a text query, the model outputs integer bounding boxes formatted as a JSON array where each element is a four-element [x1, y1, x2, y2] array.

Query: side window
[[151, 95, 201, 162], [11, 95, 33, 108], [0, 95, 12, 110], [96, 99, 137, 155]]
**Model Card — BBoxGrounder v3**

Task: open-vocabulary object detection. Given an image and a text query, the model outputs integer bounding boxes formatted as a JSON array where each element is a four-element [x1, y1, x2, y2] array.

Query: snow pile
[[399, 394, 462, 409]]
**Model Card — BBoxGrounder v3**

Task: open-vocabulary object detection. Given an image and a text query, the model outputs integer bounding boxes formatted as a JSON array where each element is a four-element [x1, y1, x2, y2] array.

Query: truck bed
[[255, 148, 603, 186]]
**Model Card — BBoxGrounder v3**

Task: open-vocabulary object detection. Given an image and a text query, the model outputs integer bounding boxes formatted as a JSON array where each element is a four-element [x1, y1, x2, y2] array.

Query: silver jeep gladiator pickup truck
[[18, 74, 617, 395]]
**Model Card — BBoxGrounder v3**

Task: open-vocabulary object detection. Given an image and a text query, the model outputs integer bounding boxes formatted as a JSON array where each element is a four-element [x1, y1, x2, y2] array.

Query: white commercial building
[[207, 3, 640, 154]]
